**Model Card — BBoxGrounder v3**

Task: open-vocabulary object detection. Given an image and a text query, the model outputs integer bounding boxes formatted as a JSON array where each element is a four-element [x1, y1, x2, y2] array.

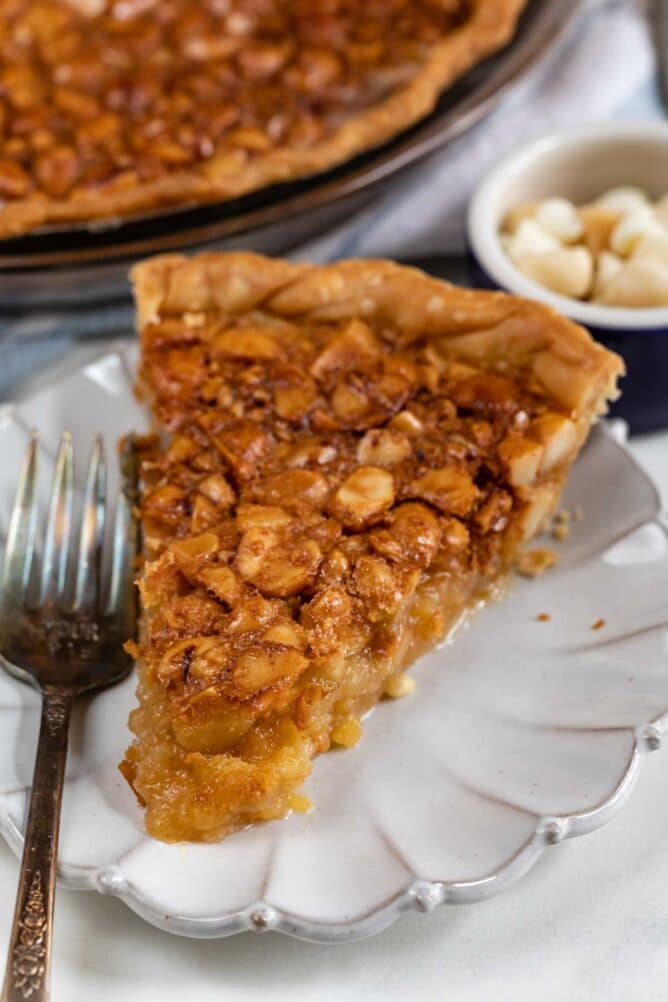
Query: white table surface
[[0, 428, 665, 1001]]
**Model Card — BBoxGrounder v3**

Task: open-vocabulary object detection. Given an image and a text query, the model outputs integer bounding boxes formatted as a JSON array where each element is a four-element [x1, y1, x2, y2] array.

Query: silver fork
[[0, 432, 138, 1002]]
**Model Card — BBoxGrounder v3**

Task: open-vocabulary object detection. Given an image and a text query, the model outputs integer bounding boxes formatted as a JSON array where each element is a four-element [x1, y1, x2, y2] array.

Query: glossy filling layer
[[122, 304, 585, 842]]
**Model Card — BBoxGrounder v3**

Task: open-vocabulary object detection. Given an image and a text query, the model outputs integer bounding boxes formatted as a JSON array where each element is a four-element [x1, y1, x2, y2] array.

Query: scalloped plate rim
[[0, 341, 666, 943], [0, 728, 656, 942]]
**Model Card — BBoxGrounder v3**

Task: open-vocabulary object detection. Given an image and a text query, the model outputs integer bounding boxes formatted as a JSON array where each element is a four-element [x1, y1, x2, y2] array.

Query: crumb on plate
[[288, 793, 314, 814], [384, 673, 417, 699], [552, 522, 570, 541], [516, 548, 559, 578], [331, 718, 363, 748]]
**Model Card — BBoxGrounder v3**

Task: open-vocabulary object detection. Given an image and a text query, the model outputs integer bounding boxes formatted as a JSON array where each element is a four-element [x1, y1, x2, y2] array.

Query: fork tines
[[2, 432, 136, 618]]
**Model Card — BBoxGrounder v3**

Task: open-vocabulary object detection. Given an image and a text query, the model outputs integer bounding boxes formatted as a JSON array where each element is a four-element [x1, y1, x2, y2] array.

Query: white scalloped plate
[[1, 341, 667, 942]]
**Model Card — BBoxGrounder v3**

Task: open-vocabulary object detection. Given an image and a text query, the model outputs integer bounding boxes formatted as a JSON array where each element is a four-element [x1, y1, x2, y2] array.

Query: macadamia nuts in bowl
[[467, 124, 668, 432]]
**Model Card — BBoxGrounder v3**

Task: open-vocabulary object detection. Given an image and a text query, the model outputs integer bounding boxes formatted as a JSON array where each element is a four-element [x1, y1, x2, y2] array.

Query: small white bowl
[[467, 122, 668, 332]]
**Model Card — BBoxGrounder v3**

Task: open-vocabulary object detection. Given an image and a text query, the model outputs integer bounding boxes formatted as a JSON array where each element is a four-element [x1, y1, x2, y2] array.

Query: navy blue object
[[469, 253, 668, 435]]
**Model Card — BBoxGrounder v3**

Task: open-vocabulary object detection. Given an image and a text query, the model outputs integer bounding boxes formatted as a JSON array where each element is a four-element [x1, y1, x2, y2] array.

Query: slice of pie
[[0, 0, 526, 238], [121, 252, 623, 842]]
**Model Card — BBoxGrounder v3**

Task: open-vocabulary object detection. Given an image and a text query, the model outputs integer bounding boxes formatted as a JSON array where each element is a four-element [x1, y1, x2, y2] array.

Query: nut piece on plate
[[501, 185, 668, 306]]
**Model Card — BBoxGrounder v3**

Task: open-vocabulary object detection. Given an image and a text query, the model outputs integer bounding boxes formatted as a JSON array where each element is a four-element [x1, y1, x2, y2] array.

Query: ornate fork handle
[[1, 687, 74, 1002]]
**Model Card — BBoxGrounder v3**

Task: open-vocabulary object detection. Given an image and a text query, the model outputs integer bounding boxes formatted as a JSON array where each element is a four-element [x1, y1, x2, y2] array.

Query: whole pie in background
[[0, 0, 527, 238], [121, 252, 622, 843]]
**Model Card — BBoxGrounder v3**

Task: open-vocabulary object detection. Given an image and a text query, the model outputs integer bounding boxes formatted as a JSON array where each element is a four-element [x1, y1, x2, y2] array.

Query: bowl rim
[[467, 121, 668, 332]]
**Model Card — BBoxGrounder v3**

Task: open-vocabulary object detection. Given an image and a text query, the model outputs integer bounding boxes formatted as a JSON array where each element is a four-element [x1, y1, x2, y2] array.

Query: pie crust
[[122, 252, 623, 842], [0, 0, 527, 238]]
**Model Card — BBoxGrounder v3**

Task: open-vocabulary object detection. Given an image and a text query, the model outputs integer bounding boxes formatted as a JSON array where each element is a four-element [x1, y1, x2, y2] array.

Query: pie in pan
[[122, 252, 623, 842], [0, 0, 527, 238]]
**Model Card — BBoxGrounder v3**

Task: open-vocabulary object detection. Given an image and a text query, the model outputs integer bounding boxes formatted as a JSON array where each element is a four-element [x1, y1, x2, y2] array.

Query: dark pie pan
[[0, 0, 582, 312]]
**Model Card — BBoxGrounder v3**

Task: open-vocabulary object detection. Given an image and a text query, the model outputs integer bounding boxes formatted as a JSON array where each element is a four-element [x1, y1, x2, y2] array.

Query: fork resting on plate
[[0, 432, 138, 1002]]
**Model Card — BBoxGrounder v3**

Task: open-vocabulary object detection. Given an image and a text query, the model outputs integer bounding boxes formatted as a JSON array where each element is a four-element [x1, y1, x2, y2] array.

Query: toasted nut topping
[[198, 474, 236, 509], [316, 548, 350, 585], [235, 525, 279, 581], [170, 532, 219, 580], [262, 620, 306, 651], [274, 381, 317, 421], [474, 490, 513, 534], [34, 143, 79, 197], [370, 502, 441, 567], [158, 636, 227, 688], [236, 527, 322, 596], [450, 373, 519, 416], [198, 565, 242, 606], [331, 382, 369, 423], [260, 469, 329, 509], [389, 410, 424, 436], [283, 439, 337, 469], [212, 422, 269, 482], [442, 517, 470, 551], [142, 484, 190, 526], [227, 595, 279, 635], [352, 555, 418, 618], [407, 467, 478, 516], [331, 466, 395, 529], [233, 646, 308, 693], [530, 414, 577, 472], [213, 328, 281, 361], [356, 428, 411, 466], [190, 494, 222, 532], [519, 485, 558, 541], [498, 436, 543, 487], [0, 158, 30, 198], [160, 435, 200, 467], [310, 320, 380, 381], [236, 504, 293, 531], [301, 586, 352, 656]]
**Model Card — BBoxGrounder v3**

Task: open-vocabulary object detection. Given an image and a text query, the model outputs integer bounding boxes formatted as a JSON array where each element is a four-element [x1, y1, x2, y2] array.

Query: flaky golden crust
[[0, 0, 526, 238], [123, 251, 623, 843], [132, 251, 623, 421]]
